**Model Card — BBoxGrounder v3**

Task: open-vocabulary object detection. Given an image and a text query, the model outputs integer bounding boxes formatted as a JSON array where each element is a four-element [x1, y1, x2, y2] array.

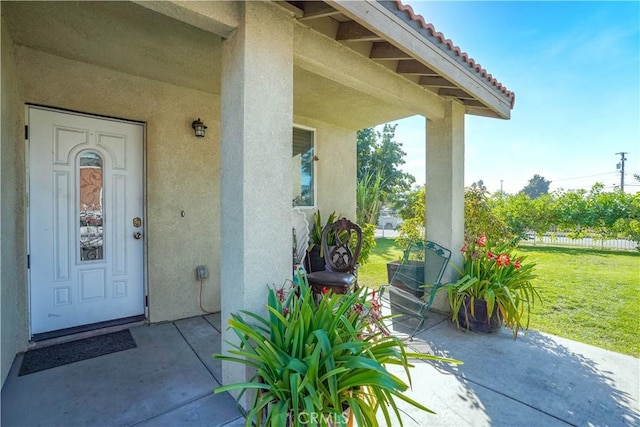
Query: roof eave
[[328, 0, 513, 119]]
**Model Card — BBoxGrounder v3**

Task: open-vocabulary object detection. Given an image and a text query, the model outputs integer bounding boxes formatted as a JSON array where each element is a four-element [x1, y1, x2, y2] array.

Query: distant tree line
[[397, 178, 640, 250], [492, 182, 640, 247]]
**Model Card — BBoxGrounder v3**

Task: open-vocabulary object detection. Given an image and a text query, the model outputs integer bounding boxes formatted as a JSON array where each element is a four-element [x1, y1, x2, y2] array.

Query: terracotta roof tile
[[393, 0, 515, 108]]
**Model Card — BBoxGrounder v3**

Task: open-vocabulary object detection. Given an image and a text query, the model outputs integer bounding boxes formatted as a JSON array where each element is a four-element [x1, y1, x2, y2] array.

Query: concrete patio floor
[[1, 311, 638, 427]]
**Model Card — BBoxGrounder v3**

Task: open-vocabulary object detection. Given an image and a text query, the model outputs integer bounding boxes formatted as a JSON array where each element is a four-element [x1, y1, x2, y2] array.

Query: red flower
[[275, 287, 286, 302], [282, 307, 289, 316], [353, 303, 365, 316], [322, 287, 329, 295], [477, 235, 487, 247], [487, 251, 496, 260], [514, 259, 521, 270], [461, 243, 469, 253], [496, 253, 511, 267]]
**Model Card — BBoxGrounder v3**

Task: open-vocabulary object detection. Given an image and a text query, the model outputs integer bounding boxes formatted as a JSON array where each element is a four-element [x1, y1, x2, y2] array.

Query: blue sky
[[383, 1, 640, 194]]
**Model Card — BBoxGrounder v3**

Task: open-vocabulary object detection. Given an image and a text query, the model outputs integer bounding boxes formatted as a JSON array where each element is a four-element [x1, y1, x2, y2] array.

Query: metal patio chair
[[379, 240, 451, 339]]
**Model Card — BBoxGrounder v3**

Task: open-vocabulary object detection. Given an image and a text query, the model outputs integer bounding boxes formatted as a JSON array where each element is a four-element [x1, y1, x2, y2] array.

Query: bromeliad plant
[[308, 210, 340, 258], [442, 234, 541, 340], [214, 274, 460, 427]]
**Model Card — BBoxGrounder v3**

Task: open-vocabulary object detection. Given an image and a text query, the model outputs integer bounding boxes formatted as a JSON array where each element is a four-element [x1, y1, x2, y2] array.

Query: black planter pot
[[457, 298, 503, 333], [306, 245, 325, 273], [386, 260, 424, 298]]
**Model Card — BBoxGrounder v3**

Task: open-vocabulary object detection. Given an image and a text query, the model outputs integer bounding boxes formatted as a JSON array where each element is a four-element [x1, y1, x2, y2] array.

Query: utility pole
[[616, 152, 628, 192], [500, 180, 504, 198]]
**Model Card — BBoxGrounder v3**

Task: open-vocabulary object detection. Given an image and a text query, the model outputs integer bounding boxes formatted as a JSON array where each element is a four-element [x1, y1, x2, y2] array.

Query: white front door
[[28, 107, 145, 336]]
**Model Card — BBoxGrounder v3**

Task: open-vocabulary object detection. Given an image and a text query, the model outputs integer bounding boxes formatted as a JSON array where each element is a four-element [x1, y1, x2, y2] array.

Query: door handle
[[133, 232, 142, 239]]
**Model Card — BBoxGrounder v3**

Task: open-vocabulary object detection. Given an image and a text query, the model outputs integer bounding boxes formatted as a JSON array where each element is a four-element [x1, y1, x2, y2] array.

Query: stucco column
[[425, 100, 465, 310], [220, 2, 293, 401]]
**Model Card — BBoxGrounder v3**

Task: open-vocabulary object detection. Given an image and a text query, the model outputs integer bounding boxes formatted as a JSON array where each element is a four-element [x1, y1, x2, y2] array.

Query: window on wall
[[292, 127, 315, 207]]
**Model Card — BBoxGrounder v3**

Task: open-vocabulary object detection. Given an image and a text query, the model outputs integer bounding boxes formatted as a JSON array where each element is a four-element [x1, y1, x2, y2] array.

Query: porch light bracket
[[191, 118, 207, 137]]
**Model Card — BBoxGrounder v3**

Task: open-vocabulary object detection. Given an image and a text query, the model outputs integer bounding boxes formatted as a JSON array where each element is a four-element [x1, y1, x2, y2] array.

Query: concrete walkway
[[2, 315, 243, 427], [2, 313, 638, 426], [386, 313, 639, 426]]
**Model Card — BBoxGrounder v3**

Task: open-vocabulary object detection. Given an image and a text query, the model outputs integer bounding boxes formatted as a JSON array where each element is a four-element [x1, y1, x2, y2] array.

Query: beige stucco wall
[[294, 116, 357, 222], [15, 46, 221, 325], [1, 16, 29, 385]]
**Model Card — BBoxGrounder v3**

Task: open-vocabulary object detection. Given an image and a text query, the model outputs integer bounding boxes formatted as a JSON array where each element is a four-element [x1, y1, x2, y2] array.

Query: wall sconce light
[[191, 118, 207, 138]]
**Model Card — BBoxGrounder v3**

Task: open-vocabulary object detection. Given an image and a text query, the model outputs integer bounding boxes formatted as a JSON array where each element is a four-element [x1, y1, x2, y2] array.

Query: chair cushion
[[307, 270, 356, 287]]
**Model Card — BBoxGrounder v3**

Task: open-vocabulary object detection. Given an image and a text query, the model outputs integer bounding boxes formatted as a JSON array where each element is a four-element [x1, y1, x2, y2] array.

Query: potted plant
[[214, 273, 460, 426], [385, 243, 425, 298], [441, 234, 540, 340], [306, 210, 339, 272]]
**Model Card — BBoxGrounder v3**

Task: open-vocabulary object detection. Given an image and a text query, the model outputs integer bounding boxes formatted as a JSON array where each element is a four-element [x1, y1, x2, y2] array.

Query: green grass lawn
[[359, 238, 640, 357], [357, 238, 404, 290], [520, 246, 640, 357]]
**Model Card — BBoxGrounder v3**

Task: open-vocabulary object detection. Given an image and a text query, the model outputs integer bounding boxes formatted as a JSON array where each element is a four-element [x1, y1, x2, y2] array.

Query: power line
[[552, 172, 617, 182]]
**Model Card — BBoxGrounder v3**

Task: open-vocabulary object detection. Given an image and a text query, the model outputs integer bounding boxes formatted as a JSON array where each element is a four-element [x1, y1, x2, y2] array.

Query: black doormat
[[19, 329, 136, 376]]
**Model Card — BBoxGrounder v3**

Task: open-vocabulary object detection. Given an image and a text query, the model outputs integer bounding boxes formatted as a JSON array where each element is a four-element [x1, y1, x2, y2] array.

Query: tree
[[357, 124, 415, 203], [355, 170, 383, 264], [521, 174, 551, 199], [465, 183, 512, 244], [395, 185, 425, 248], [585, 184, 633, 241], [613, 191, 640, 250], [492, 192, 556, 239]]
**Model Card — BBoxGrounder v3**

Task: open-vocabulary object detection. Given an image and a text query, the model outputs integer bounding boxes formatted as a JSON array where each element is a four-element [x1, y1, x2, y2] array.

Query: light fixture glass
[[191, 118, 207, 137]]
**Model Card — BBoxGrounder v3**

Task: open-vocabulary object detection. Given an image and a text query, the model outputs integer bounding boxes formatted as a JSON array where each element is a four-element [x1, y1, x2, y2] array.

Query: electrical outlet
[[196, 265, 208, 280]]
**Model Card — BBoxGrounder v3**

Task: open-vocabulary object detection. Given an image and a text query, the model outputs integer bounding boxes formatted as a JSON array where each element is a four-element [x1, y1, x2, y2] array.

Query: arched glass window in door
[[79, 152, 104, 261]]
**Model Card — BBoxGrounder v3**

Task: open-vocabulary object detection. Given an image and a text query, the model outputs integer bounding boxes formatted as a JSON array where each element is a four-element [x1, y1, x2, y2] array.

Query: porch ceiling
[[1, 1, 222, 95], [293, 67, 415, 129]]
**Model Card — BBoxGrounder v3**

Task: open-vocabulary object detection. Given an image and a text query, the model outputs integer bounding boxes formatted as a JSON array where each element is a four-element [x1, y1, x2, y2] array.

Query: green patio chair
[[379, 240, 451, 339]]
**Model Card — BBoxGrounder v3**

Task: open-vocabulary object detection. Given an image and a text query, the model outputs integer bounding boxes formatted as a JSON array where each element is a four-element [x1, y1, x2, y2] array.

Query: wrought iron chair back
[[307, 217, 362, 298], [321, 217, 362, 274]]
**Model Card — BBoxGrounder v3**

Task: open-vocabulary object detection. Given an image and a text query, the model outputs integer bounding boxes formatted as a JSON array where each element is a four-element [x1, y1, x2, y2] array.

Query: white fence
[[520, 233, 638, 251], [376, 228, 638, 251]]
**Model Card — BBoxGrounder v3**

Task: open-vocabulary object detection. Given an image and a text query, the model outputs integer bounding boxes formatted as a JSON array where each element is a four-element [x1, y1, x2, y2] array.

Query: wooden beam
[[369, 42, 411, 60], [396, 60, 438, 75], [418, 76, 456, 88], [298, 2, 341, 20], [466, 105, 501, 118], [277, 1, 303, 18], [438, 88, 475, 100], [336, 21, 382, 42], [462, 99, 486, 107]]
